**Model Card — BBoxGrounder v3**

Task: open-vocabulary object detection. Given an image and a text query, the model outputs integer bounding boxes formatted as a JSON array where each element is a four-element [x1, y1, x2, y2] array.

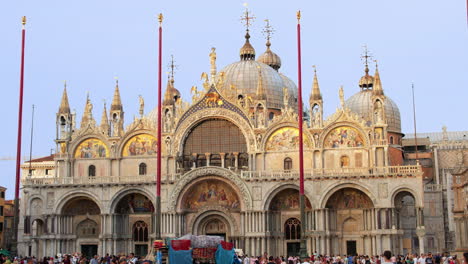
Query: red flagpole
[[297, 12, 304, 197], [156, 13, 163, 240], [13, 16, 27, 254], [296, 11, 307, 258]]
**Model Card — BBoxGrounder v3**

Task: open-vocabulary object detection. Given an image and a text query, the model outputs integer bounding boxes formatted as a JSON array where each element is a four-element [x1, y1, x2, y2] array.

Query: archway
[[197, 215, 231, 240], [61, 197, 101, 257], [266, 188, 312, 257], [31, 219, 45, 258], [325, 188, 374, 255], [394, 191, 417, 254], [113, 193, 154, 255]]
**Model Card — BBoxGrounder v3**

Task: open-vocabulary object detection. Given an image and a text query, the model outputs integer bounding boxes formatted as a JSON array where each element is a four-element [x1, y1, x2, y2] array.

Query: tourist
[[427, 253, 434, 264], [382, 251, 393, 264], [243, 255, 250, 264]]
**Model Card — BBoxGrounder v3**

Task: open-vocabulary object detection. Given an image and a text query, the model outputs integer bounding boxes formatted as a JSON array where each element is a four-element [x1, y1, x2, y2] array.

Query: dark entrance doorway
[[346, 240, 357, 255], [287, 242, 300, 257], [135, 244, 148, 257], [81, 245, 98, 259]]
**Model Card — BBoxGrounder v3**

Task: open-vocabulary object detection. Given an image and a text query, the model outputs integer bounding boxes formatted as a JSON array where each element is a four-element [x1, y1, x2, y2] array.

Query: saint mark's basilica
[[15, 12, 468, 260]]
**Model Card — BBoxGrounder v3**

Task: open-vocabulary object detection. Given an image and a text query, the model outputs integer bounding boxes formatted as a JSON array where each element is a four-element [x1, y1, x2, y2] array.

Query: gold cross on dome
[[361, 45, 373, 67], [241, 6, 255, 30], [167, 54, 178, 79], [262, 19, 274, 41]]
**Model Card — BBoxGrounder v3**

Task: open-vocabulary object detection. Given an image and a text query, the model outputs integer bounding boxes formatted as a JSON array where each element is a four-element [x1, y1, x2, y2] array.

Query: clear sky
[[1, 0, 467, 199]]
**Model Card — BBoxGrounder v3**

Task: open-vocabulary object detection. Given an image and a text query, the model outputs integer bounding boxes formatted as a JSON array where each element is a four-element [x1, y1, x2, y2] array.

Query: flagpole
[[156, 13, 163, 240], [13, 16, 27, 255], [296, 11, 308, 258]]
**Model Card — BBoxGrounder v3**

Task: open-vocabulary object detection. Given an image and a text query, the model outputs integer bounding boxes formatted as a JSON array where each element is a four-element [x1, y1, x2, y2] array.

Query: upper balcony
[[22, 164, 422, 187]]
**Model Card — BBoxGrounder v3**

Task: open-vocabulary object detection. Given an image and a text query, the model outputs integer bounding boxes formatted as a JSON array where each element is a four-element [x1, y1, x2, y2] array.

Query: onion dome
[[163, 77, 181, 105], [257, 41, 281, 70], [359, 65, 374, 89], [240, 31, 256, 60]]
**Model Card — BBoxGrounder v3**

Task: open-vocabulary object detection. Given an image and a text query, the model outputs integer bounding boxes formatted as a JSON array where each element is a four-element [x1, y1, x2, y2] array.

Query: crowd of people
[[0, 253, 148, 264], [238, 252, 468, 264], [1, 251, 467, 264]]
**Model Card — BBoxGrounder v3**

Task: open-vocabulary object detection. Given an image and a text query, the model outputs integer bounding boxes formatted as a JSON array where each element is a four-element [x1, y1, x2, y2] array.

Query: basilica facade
[[18, 24, 429, 258]]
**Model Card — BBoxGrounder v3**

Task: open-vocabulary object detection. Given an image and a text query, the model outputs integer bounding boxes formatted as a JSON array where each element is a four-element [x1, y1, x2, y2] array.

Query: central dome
[[218, 60, 292, 109]]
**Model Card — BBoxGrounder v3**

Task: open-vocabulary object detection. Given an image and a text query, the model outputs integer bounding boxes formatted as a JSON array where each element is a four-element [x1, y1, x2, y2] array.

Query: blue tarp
[[215, 244, 235, 264], [169, 245, 193, 264]]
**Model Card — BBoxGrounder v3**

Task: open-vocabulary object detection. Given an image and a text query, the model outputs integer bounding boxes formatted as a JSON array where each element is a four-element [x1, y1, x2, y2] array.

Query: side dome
[[257, 49, 281, 70], [218, 60, 287, 109], [345, 90, 401, 133]]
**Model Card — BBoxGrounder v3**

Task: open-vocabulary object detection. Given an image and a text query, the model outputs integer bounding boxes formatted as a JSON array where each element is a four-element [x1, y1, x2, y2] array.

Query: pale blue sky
[[1, 0, 467, 199]]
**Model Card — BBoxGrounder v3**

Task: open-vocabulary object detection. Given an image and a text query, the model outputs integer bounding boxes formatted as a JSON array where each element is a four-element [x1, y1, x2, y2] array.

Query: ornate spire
[[59, 81, 70, 114], [257, 19, 281, 70], [163, 74, 181, 105], [209, 48, 217, 83], [240, 7, 256, 60], [373, 60, 384, 95], [100, 101, 109, 135], [80, 93, 95, 128], [111, 78, 123, 111], [359, 45, 374, 90], [310, 66, 322, 101], [256, 66, 266, 100]]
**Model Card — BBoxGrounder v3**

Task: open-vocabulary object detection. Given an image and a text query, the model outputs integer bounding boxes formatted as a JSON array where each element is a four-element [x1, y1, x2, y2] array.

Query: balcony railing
[[22, 173, 181, 186], [240, 165, 422, 180], [22, 165, 422, 186]]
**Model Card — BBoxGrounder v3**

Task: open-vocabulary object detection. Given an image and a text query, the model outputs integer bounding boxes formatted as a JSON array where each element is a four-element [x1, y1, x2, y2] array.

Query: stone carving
[[46, 192, 55, 209], [31, 198, 43, 216], [168, 167, 252, 211], [139, 95, 145, 116], [187, 205, 239, 234]]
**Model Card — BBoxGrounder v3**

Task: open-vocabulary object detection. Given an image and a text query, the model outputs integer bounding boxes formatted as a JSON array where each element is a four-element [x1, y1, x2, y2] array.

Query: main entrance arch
[[325, 188, 374, 255]]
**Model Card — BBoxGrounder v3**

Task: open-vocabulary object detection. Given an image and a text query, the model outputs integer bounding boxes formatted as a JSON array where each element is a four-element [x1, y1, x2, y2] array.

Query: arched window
[[133, 221, 149, 242], [88, 165, 96, 177], [285, 218, 301, 240], [389, 136, 394, 144], [238, 153, 249, 169], [210, 154, 222, 167], [284, 158, 293, 170], [269, 112, 275, 120], [139, 163, 147, 175], [182, 119, 248, 171]]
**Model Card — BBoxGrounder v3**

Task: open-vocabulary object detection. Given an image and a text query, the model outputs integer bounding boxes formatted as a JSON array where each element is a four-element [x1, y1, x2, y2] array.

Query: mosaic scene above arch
[[182, 179, 240, 211], [269, 189, 312, 211], [74, 138, 108, 158], [326, 188, 373, 209], [266, 127, 313, 151], [122, 134, 158, 157], [116, 193, 154, 214], [324, 126, 365, 148]]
